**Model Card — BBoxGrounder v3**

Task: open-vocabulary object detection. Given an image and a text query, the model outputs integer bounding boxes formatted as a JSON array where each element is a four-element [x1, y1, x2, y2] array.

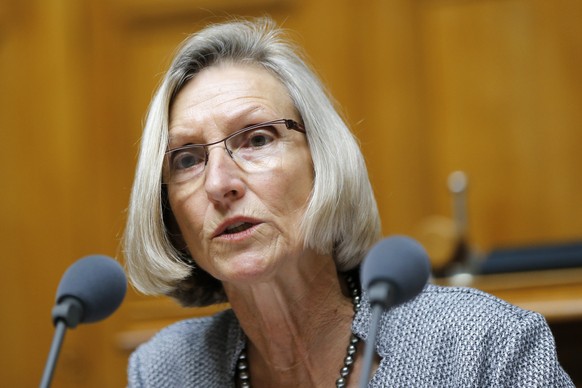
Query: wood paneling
[[1, 0, 580, 386], [354, 0, 432, 235], [0, 0, 98, 386], [415, 0, 582, 249]]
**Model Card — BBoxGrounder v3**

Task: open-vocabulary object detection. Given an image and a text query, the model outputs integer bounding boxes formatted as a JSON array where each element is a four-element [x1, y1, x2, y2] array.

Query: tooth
[[227, 222, 245, 231], [224, 222, 253, 234]]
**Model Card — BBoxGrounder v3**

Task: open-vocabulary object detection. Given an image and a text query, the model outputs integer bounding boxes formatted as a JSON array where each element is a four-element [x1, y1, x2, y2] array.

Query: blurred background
[[1, 0, 581, 386]]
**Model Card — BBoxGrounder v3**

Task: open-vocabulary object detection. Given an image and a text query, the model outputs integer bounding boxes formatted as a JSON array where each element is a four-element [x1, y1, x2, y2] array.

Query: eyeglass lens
[[163, 119, 303, 184]]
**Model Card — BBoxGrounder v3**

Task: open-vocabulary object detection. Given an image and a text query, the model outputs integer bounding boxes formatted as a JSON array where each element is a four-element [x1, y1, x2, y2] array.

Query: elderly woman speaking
[[123, 18, 573, 388]]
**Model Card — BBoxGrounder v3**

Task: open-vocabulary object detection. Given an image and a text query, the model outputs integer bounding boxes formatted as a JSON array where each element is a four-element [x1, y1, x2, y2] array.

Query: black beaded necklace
[[235, 274, 362, 388]]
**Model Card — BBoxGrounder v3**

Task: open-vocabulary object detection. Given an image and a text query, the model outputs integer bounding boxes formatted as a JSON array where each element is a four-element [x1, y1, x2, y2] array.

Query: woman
[[124, 18, 573, 387]]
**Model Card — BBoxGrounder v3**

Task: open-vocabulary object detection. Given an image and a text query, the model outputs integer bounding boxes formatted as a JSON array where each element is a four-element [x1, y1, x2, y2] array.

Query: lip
[[212, 216, 263, 239]]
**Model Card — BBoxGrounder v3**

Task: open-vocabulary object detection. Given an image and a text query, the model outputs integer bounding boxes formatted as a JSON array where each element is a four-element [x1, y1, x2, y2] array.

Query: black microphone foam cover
[[361, 236, 431, 307], [56, 255, 127, 323]]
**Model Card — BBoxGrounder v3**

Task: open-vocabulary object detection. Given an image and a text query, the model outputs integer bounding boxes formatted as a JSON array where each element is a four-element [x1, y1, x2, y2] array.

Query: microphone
[[358, 236, 431, 388], [40, 255, 127, 388], [361, 236, 431, 308]]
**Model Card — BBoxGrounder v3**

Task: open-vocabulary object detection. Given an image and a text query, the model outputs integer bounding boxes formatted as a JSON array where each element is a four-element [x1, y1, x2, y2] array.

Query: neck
[[224, 256, 358, 387]]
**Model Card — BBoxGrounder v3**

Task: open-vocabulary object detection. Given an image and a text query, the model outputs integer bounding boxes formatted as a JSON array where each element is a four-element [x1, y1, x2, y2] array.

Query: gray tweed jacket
[[128, 284, 574, 387]]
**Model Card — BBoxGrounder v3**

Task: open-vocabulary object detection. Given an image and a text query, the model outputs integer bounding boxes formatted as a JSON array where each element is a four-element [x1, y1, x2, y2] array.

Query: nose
[[203, 145, 245, 206]]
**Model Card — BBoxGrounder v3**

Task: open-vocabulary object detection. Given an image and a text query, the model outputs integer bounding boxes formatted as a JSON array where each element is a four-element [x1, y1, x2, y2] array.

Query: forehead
[[169, 63, 296, 132]]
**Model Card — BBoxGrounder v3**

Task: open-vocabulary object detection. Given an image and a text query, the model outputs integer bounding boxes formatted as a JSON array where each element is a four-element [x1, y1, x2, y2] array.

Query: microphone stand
[[359, 282, 393, 388], [40, 297, 83, 388], [40, 320, 68, 388]]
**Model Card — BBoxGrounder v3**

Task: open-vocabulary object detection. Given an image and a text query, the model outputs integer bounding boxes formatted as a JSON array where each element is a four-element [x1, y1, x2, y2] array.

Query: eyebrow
[[167, 104, 272, 145]]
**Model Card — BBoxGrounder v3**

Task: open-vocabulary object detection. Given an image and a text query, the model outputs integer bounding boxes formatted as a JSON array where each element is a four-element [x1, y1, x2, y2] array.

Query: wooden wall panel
[[0, 1, 98, 386], [353, 0, 432, 235], [415, 0, 582, 250]]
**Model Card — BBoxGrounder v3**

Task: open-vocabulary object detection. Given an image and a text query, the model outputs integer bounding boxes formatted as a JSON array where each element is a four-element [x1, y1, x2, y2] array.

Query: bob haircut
[[124, 17, 382, 307]]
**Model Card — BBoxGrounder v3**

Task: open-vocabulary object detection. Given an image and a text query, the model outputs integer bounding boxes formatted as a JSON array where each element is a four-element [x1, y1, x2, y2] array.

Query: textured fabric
[[128, 284, 574, 387]]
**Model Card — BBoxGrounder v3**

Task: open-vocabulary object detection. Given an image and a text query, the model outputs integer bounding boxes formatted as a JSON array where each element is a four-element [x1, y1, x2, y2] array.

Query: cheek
[[168, 188, 207, 243], [287, 148, 315, 203], [255, 153, 314, 217]]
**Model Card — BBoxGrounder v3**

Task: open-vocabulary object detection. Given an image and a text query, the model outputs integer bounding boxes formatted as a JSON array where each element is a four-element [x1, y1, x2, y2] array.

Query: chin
[[220, 255, 278, 284]]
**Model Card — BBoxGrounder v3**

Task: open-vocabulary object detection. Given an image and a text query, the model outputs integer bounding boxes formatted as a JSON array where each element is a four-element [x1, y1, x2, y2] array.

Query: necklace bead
[[236, 275, 361, 387]]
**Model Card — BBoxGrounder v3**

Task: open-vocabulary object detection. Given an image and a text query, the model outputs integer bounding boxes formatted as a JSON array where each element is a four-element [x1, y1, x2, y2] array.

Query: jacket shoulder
[[358, 284, 574, 387], [128, 308, 241, 387]]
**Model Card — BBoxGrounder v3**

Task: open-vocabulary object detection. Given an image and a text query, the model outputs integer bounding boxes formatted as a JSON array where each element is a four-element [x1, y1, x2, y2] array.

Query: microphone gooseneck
[[358, 236, 431, 388]]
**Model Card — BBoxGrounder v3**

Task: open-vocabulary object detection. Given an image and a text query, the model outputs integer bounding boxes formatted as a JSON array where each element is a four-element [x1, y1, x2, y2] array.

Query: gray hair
[[123, 17, 382, 307]]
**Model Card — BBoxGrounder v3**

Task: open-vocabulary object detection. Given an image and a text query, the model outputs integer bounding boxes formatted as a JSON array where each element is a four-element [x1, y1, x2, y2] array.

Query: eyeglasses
[[163, 119, 306, 184]]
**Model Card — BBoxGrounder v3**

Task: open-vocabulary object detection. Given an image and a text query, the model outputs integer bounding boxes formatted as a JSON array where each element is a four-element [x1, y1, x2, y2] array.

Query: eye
[[170, 147, 205, 170], [238, 127, 277, 149]]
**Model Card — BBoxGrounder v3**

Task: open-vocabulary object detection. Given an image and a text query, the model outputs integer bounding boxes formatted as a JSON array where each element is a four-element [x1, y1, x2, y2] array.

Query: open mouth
[[223, 222, 255, 235]]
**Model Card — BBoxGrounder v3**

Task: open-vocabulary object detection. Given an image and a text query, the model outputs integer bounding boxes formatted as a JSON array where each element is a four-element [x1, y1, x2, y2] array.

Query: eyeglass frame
[[162, 118, 306, 184]]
